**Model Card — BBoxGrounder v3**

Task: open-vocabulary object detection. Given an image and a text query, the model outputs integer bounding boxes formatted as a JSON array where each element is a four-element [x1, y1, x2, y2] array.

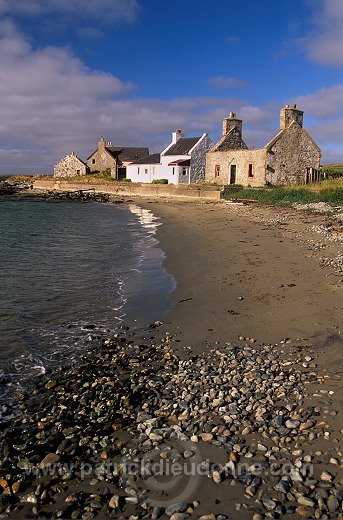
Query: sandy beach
[[147, 199, 342, 354], [0, 197, 342, 520], [143, 199, 343, 517]]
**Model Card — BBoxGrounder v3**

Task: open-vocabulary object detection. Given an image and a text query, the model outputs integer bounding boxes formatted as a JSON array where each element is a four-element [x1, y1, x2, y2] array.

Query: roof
[[163, 137, 201, 156], [130, 153, 161, 165], [106, 147, 149, 162], [264, 121, 321, 153], [210, 128, 248, 152], [168, 159, 190, 166]]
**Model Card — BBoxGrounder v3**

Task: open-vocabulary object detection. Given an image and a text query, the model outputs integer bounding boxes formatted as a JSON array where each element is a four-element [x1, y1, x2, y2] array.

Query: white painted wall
[[127, 133, 213, 184]]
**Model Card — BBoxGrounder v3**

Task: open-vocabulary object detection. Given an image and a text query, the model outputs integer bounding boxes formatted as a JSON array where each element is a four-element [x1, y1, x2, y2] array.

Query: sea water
[[0, 198, 174, 401]]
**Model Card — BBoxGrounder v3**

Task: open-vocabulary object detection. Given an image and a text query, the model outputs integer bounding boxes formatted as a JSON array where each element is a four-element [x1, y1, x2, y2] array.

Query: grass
[[321, 164, 343, 180], [224, 178, 343, 207]]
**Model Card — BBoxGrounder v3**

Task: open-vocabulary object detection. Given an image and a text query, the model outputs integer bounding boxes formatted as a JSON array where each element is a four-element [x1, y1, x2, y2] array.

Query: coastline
[[0, 198, 342, 520]]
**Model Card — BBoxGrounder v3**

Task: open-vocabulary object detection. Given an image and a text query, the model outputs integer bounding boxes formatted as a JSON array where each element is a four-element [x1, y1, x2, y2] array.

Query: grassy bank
[[224, 178, 343, 207]]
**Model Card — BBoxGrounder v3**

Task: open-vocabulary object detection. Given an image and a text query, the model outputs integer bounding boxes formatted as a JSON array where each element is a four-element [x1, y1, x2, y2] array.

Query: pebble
[[0, 328, 342, 520], [165, 503, 189, 516]]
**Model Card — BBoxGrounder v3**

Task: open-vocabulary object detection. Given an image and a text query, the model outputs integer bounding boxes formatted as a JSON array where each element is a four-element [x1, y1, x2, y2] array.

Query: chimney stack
[[222, 113, 243, 137], [172, 129, 184, 143], [98, 136, 106, 151], [280, 104, 304, 130]]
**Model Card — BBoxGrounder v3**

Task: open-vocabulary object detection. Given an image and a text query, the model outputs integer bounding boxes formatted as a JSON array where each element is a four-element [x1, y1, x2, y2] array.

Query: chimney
[[280, 104, 304, 130], [172, 129, 184, 144], [222, 113, 243, 136], [98, 136, 106, 151]]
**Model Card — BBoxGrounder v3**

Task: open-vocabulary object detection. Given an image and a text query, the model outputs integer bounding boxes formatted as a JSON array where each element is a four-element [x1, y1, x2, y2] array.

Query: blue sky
[[1, 0, 343, 174]]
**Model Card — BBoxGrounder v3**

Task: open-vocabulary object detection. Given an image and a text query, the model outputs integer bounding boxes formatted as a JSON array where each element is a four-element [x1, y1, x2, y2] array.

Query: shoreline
[[0, 198, 342, 519]]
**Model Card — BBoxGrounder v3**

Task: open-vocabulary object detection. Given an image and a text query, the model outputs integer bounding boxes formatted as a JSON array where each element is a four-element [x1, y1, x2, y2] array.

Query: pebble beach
[[0, 198, 342, 520]]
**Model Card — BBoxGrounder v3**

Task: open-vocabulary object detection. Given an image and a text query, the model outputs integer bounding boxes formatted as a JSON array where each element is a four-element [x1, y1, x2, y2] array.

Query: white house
[[127, 130, 214, 184]]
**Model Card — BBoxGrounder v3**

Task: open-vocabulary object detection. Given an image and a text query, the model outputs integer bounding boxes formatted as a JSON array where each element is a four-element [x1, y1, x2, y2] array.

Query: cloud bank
[[303, 0, 343, 67], [1, 1, 343, 174]]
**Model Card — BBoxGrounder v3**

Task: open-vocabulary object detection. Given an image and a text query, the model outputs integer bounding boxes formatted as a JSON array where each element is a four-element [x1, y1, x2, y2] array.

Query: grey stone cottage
[[205, 105, 321, 186], [86, 137, 149, 180], [54, 152, 88, 178]]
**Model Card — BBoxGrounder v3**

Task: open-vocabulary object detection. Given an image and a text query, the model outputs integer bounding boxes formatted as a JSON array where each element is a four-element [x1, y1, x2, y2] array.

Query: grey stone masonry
[[54, 152, 87, 178], [205, 104, 321, 186]]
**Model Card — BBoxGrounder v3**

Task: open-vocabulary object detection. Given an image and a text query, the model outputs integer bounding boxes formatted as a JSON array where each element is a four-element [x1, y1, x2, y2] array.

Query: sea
[[0, 198, 174, 406]]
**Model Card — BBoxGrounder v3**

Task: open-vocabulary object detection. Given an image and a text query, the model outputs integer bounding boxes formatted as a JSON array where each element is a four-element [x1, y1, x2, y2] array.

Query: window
[[76, 169, 80, 175], [172, 167, 175, 175], [215, 165, 220, 177], [92, 159, 96, 165], [145, 168, 148, 175], [248, 164, 253, 177], [182, 168, 187, 176], [137, 167, 140, 174]]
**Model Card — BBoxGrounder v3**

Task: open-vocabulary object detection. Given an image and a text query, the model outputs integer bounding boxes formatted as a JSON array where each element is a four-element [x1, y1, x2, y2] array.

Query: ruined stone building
[[53, 152, 88, 178], [86, 138, 149, 180], [205, 105, 321, 186]]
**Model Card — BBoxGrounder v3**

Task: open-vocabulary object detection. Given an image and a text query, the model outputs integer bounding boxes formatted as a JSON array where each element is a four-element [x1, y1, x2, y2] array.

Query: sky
[[1, 0, 343, 175]]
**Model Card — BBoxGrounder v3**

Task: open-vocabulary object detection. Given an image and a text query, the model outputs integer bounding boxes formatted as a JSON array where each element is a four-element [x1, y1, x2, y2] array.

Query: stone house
[[205, 105, 321, 186], [127, 130, 214, 184], [53, 152, 88, 178], [86, 137, 149, 180]]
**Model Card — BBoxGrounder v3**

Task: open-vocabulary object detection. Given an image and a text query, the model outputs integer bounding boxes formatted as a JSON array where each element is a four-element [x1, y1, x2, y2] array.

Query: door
[[230, 164, 236, 184]]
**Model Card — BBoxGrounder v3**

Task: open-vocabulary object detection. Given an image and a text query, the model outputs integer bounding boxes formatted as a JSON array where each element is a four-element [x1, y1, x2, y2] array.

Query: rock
[[151, 506, 164, 519], [285, 419, 300, 428], [275, 480, 290, 494], [170, 514, 188, 520], [17, 458, 32, 470], [200, 433, 213, 442], [320, 470, 333, 481], [290, 467, 303, 482], [327, 497, 339, 512], [109, 495, 121, 508], [212, 471, 223, 484], [165, 503, 189, 516], [39, 453, 60, 468], [295, 505, 314, 517], [297, 496, 315, 507], [45, 378, 57, 389], [263, 499, 276, 510], [20, 492, 38, 504]]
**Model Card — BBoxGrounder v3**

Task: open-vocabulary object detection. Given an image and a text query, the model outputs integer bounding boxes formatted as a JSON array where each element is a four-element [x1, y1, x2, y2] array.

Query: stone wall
[[53, 153, 87, 178], [33, 179, 223, 200], [266, 125, 321, 185], [205, 149, 267, 187], [187, 134, 214, 184]]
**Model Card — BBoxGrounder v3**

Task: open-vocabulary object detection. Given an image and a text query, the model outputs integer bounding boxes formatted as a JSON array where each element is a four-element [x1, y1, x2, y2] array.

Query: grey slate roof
[[106, 147, 149, 162], [163, 137, 201, 155], [130, 153, 161, 165]]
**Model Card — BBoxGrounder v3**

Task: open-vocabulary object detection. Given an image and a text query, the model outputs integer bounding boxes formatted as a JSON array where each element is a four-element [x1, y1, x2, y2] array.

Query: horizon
[[1, 1, 343, 175]]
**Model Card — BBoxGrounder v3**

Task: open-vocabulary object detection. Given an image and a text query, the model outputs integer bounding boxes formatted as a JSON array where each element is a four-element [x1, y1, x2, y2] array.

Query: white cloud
[[209, 76, 248, 90], [303, 0, 343, 67], [294, 84, 343, 119], [0, 0, 140, 24], [1, 19, 343, 174]]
